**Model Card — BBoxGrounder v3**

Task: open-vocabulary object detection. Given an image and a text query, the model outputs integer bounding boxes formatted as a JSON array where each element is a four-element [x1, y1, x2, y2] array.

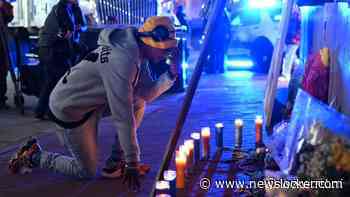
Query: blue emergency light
[[248, 0, 278, 9]]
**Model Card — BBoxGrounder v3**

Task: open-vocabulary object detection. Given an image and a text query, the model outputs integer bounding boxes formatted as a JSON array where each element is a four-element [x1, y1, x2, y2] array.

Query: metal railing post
[[149, 0, 228, 196]]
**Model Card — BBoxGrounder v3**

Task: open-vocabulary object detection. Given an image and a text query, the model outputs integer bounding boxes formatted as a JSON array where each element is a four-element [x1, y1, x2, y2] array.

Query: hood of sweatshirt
[[97, 27, 140, 63]]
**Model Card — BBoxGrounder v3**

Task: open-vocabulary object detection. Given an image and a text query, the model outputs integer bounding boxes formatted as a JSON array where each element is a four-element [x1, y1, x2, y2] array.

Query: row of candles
[[155, 116, 264, 196]]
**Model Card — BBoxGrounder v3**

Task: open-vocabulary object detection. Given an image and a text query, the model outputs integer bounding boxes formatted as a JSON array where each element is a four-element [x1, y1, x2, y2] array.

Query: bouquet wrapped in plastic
[[266, 89, 350, 195]]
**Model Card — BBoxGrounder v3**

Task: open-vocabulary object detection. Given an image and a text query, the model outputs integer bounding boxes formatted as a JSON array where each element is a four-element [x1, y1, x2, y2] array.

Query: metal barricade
[[95, 0, 157, 25]]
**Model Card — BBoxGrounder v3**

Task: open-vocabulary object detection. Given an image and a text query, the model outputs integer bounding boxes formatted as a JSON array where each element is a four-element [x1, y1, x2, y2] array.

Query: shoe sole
[[101, 164, 151, 178], [8, 158, 21, 174], [9, 158, 33, 174], [101, 168, 123, 179]]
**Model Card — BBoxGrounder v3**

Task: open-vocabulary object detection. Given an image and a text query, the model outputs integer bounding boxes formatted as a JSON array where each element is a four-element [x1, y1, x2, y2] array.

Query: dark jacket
[[38, 0, 85, 48], [0, 1, 13, 72]]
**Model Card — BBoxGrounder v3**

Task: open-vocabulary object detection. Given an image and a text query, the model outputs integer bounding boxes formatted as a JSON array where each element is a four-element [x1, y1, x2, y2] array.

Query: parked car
[[226, 0, 282, 73]]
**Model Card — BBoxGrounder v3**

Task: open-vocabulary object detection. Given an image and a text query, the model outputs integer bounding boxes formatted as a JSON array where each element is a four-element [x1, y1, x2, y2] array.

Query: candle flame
[[179, 145, 189, 156], [234, 119, 244, 127], [184, 140, 194, 150], [156, 194, 171, 197], [163, 170, 176, 181], [215, 123, 224, 128], [191, 132, 201, 140], [156, 180, 170, 190], [201, 127, 211, 137], [255, 115, 263, 124], [175, 150, 186, 164]]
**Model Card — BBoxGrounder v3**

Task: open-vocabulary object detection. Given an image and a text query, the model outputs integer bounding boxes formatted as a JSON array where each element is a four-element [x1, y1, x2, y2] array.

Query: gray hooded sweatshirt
[[49, 27, 175, 163]]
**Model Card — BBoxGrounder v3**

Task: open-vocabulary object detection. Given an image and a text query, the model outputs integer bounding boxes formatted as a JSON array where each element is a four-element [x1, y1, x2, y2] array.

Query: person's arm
[[1, 0, 13, 24], [101, 56, 141, 190], [136, 48, 179, 102], [135, 63, 175, 102], [73, 4, 87, 32], [100, 57, 140, 164], [55, 5, 74, 38]]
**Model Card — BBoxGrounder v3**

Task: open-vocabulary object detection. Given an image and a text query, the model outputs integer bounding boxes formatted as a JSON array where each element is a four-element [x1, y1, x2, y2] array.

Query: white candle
[[180, 144, 190, 175], [175, 150, 186, 189], [190, 132, 201, 163], [234, 119, 243, 148], [255, 115, 263, 145], [184, 139, 194, 169], [164, 170, 176, 196], [201, 127, 211, 159], [215, 123, 224, 148]]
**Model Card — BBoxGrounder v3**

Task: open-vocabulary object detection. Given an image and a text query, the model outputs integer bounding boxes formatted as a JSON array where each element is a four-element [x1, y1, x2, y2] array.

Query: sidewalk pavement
[[0, 75, 56, 150], [0, 71, 267, 196]]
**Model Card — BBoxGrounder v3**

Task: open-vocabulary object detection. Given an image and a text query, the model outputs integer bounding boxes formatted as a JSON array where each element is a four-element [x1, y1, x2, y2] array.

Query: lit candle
[[255, 115, 263, 146], [190, 132, 201, 163], [164, 170, 176, 196], [201, 127, 211, 160], [179, 145, 189, 175], [234, 119, 243, 148], [179, 145, 188, 156], [175, 150, 186, 189], [155, 194, 171, 197], [155, 180, 170, 195], [184, 139, 194, 171], [215, 123, 224, 148]]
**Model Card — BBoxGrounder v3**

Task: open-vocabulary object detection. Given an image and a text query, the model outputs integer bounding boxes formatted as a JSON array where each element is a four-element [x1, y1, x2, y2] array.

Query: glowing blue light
[[182, 62, 188, 69], [232, 17, 241, 26], [224, 71, 254, 79], [248, 0, 277, 9], [300, 6, 318, 15], [338, 2, 350, 16], [225, 59, 254, 69], [274, 14, 282, 21], [181, 62, 188, 88]]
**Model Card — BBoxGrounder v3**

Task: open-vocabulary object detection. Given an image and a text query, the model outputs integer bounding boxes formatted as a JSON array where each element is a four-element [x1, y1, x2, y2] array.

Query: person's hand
[[167, 61, 178, 79], [122, 162, 140, 192], [166, 48, 180, 79]]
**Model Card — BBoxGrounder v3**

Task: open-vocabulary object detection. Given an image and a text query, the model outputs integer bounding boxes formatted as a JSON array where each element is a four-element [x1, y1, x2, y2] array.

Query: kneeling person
[[9, 16, 179, 191]]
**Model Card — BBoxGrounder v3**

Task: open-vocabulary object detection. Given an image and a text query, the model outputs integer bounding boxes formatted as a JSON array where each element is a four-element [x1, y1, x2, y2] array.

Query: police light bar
[[248, 0, 278, 9]]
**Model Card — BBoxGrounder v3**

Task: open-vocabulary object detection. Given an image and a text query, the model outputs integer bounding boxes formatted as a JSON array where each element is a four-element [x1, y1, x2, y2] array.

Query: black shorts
[[48, 109, 95, 129]]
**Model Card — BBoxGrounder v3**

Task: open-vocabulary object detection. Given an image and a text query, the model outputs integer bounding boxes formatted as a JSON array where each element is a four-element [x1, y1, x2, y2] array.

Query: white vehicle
[[226, 0, 282, 72]]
